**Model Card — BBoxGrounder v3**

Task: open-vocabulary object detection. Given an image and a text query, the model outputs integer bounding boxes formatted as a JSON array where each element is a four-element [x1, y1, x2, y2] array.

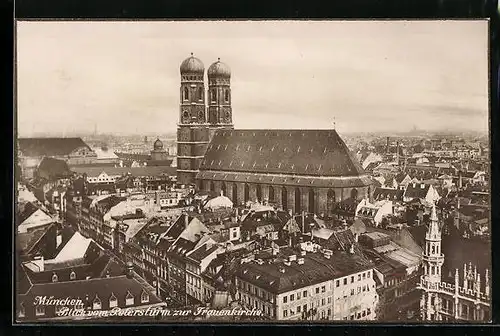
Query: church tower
[[420, 203, 445, 321], [207, 58, 234, 139], [176, 53, 210, 186]]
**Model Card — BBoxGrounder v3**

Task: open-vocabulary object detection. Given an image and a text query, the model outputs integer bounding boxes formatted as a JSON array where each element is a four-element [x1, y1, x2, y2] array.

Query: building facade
[[417, 205, 491, 322]]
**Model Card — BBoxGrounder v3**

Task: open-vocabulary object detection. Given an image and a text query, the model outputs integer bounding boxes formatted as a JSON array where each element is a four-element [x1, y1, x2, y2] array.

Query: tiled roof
[[404, 183, 430, 199], [236, 251, 372, 294], [19, 273, 162, 310], [37, 157, 73, 179], [71, 166, 176, 178], [187, 243, 220, 263], [17, 202, 40, 224], [373, 188, 404, 202], [198, 130, 366, 178], [17, 226, 52, 254], [19, 137, 91, 157]]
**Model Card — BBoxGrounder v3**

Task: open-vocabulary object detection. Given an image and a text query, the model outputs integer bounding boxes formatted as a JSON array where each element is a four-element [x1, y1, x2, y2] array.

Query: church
[[176, 54, 372, 215]]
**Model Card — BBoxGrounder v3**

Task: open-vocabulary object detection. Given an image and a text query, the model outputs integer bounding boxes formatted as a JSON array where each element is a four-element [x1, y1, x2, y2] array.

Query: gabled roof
[[373, 188, 404, 202], [71, 166, 176, 178], [199, 129, 366, 178], [404, 183, 430, 199], [19, 137, 91, 157]]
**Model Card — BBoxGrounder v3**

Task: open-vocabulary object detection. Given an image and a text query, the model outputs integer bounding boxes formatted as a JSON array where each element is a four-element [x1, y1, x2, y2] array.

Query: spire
[[426, 203, 440, 240]]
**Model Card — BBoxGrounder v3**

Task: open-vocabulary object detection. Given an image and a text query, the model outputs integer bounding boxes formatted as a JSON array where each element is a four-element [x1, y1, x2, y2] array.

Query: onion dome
[[208, 58, 231, 78], [153, 138, 163, 150], [180, 53, 204, 74]]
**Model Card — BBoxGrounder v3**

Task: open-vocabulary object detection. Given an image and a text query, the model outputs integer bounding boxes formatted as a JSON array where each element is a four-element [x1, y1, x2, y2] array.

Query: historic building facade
[[176, 54, 371, 214], [418, 205, 491, 322]]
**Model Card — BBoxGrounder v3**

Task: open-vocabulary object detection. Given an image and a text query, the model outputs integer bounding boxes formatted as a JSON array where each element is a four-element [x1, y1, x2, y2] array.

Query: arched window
[[269, 186, 275, 202], [183, 87, 189, 101], [351, 188, 358, 200], [208, 181, 214, 192], [294, 188, 301, 214], [232, 183, 238, 205], [282, 187, 288, 211], [244, 184, 250, 203], [327, 189, 336, 214], [308, 189, 315, 213], [256, 184, 262, 202], [211, 89, 217, 102], [198, 87, 203, 101], [183, 111, 189, 121], [221, 182, 227, 196], [225, 89, 229, 102]]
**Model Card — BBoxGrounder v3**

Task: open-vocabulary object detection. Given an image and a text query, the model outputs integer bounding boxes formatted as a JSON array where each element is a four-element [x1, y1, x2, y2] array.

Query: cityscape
[[15, 20, 490, 323]]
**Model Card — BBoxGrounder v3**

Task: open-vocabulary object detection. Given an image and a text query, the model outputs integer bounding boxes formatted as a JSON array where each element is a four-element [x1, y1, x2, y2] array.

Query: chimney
[[386, 137, 390, 154], [354, 233, 359, 243], [349, 244, 355, 254], [279, 267, 285, 273], [396, 141, 400, 165], [288, 209, 293, 217], [297, 257, 304, 265], [126, 261, 134, 278]]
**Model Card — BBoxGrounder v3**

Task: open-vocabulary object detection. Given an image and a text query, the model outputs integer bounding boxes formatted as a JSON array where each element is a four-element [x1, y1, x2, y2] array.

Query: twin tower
[[176, 53, 234, 186]]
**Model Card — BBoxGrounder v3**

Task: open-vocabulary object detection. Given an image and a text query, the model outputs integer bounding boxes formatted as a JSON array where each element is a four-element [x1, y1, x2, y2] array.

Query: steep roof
[[19, 137, 91, 157], [37, 157, 73, 179], [373, 188, 404, 202], [199, 129, 366, 178], [71, 166, 176, 178], [404, 183, 430, 199]]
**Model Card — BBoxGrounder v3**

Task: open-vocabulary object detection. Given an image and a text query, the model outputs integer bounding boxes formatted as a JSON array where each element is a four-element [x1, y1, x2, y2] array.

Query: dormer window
[[35, 305, 45, 316], [141, 291, 149, 304], [126, 291, 134, 306], [109, 293, 118, 308], [93, 295, 102, 310], [52, 273, 58, 282], [70, 271, 76, 280], [18, 302, 25, 318]]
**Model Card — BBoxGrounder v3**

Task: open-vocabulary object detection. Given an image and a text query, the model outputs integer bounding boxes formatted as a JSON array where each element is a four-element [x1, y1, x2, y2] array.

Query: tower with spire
[[418, 203, 491, 322], [419, 203, 445, 321]]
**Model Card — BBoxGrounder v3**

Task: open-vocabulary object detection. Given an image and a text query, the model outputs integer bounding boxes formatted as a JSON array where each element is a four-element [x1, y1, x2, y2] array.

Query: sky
[[16, 20, 489, 137]]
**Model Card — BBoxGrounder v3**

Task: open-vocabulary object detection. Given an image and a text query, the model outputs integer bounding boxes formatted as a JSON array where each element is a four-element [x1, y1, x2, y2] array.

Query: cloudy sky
[[16, 20, 488, 136]]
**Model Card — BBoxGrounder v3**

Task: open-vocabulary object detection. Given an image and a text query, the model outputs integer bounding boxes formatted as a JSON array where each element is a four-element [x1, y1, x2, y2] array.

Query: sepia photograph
[[15, 20, 491, 323]]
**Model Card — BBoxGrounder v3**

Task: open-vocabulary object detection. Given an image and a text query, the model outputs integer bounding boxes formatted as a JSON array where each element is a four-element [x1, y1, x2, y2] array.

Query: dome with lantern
[[180, 53, 205, 74], [153, 138, 164, 151], [208, 58, 231, 78]]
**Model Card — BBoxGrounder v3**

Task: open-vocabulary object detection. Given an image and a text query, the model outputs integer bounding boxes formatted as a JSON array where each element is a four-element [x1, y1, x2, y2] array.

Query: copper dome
[[180, 53, 205, 74]]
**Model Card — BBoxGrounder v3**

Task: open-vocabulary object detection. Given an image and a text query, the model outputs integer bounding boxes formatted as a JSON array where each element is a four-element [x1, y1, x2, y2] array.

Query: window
[[52, 273, 58, 282], [367, 308, 371, 315], [351, 289, 354, 296], [362, 310, 366, 317], [297, 306, 301, 313], [290, 294, 295, 301], [351, 276, 354, 283], [357, 312, 361, 319], [93, 296, 101, 310], [224, 89, 229, 102], [363, 285, 366, 292], [363, 273, 366, 279], [367, 271, 371, 278], [297, 292, 301, 300], [303, 290, 308, 297], [283, 310, 288, 317], [109, 294, 118, 308], [141, 291, 149, 304], [358, 274, 361, 281], [70, 271, 76, 280], [336, 280, 340, 287], [198, 87, 203, 101], [358, 287, 361, 294], [316, 287, 319, 294], [183, 87, 189, 101], [211, 89, 216, 102], [126, 292, 134, 306], [327, 297, 331, 304], [35, 305, 45, 316], [350, 314, 354, 320], [321, 286, 326, 293], [343, 278, 347, 285], [321, 298, 325, 306], [283, 296, 287, 304]]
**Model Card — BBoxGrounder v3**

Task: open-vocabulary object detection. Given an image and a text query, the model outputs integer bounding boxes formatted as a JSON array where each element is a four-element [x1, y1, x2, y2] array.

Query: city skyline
[[16, 20, 489, 137]]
